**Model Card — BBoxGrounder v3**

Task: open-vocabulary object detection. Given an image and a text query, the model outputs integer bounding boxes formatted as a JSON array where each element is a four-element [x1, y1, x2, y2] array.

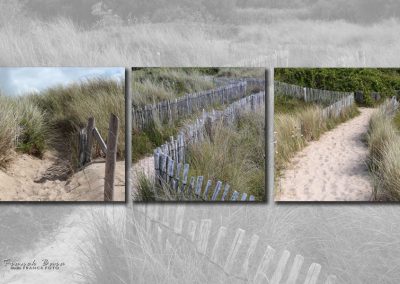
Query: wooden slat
[[85, 117, 95, 163], [187, 220, 197, 242], [210, 226, 227, 264], [286, 254, 304, 284], [167, 156, 174, 179], [240, 234, 259, 278], [270, 250, 291, 284], [93, 127, 107, 154], [181, 164, 190, 191], [304, 263, 322, 284], [211, 181, 222, 201], [104, 114, 119, 202], [156, 224, 163, 249], [254, 246, 276, 284], [197, 219, 212, 255], [231, 191, 239, 201], [224, 228, 245, 274], [174, 206, 185, 235], [203, 180, 212, 199], [195, 176, 204, 196], [221, 184, 230, 201], [188, 176, 195, 194]]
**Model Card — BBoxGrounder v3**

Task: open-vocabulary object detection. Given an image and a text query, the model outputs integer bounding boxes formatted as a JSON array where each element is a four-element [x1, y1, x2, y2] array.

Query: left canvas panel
[[0, 67, 125, 202]]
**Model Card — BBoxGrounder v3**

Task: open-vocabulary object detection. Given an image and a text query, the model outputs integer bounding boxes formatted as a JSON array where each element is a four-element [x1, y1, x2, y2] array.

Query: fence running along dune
[[275, 81, 354, 106], [134, 205, 337, 283], [132, 79, 264, 130], [152, 92, 265, 202]]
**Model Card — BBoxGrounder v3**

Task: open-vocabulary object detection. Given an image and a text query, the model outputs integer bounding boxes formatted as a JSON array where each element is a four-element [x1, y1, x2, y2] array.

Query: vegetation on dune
[[275, 68, 400, 106], [132, 68, 264, 163], [0, 79, 124, 169], [367, 103, 400, 201], [132, 68, 215, 106], [394, 111, 400, 130], [134, 108, 265, 201], [31, 79, 125, 163], [0, 94, 48, 167], [274, 97, 359, 182], [186, 109, 265, 200]]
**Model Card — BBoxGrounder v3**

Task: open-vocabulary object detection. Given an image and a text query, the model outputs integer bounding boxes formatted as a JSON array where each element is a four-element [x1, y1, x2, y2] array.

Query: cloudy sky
[[0, 67, 124, 96]]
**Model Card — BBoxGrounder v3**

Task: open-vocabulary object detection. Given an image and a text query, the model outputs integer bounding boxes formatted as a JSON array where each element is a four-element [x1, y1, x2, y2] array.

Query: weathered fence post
[[205, 116, 213, 142], [78, 128, 88, 167], [104, 113, 119, 201], [85, 117, 95, 164]]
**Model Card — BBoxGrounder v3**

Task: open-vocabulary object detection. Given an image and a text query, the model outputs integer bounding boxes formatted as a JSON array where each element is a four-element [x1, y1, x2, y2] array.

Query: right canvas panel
[[274, 68, 400, 202]]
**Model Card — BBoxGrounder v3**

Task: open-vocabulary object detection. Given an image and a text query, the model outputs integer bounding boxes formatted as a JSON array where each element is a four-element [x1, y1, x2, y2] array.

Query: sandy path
[[276, 108, 375, 201], [0, 152, 125, 201]]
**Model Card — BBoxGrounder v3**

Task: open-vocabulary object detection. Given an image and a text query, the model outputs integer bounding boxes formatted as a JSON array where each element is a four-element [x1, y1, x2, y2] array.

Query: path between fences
[[276, 108, 375, 201], [132, 80, 265, 201]]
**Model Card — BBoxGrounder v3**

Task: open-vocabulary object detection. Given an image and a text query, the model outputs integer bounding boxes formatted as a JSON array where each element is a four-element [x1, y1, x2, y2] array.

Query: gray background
[[1, 1, 400, 283]]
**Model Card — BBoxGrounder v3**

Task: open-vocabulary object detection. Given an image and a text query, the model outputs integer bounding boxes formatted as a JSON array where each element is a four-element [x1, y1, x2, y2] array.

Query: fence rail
[[79, 114, 119, 201], [321, 94, 354, 118], [134, 205, 337, 283], [275, 81, 353, 106], [132, 80, 264, 130], [151, 92, 265, 202], [384, 96, 400, 115]]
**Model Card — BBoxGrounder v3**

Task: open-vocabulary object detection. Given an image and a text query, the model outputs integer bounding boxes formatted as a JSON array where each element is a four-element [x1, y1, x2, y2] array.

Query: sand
[[276, 108, 376, 202], [0, 151, 125, 202], [131, 155, 154, 198]]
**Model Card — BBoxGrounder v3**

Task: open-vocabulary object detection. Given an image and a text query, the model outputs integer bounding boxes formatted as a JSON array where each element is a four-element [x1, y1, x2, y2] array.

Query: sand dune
[[276, 108, 375, 202], [0, 152, 125, 202]]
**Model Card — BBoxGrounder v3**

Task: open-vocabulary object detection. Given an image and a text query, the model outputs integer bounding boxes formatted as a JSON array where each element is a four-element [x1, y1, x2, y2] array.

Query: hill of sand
[[0, 151, 125, 201]]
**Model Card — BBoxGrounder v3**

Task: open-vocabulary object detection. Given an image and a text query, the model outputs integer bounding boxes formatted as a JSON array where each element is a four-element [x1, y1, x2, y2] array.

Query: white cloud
[[0, 67, 124, 96]]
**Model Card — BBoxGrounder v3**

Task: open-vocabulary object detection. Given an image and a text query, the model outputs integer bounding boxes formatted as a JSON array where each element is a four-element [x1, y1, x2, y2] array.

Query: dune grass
[[0, 94, 48, 167], [1, 15, 400, 68], [186, 108, 265, 200], [134, 107, 265, 201], [133, 172, 204, 202], [31, 78, 125, 165], [367, 103, 400, 201], [0, 79, 124, 170], [132, 69, 264, 163], [274, 96, 360, 182], [133, 68, 216, 106]]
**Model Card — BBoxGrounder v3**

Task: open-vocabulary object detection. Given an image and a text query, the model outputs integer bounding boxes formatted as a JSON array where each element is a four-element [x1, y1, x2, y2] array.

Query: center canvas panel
[[131, 67, 266, 202]]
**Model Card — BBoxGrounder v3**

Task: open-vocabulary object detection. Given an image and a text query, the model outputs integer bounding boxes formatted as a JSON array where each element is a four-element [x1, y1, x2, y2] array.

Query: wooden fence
[[79, 114, 119, 201], [134, 205, 337, 283], [132, 80, 248, 130], [151, 92, 265, 202], [153, 149, 255, 202], [383, 96, 400, 115], [321, 94, 354, 119], [275, 81, 353, 106]]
